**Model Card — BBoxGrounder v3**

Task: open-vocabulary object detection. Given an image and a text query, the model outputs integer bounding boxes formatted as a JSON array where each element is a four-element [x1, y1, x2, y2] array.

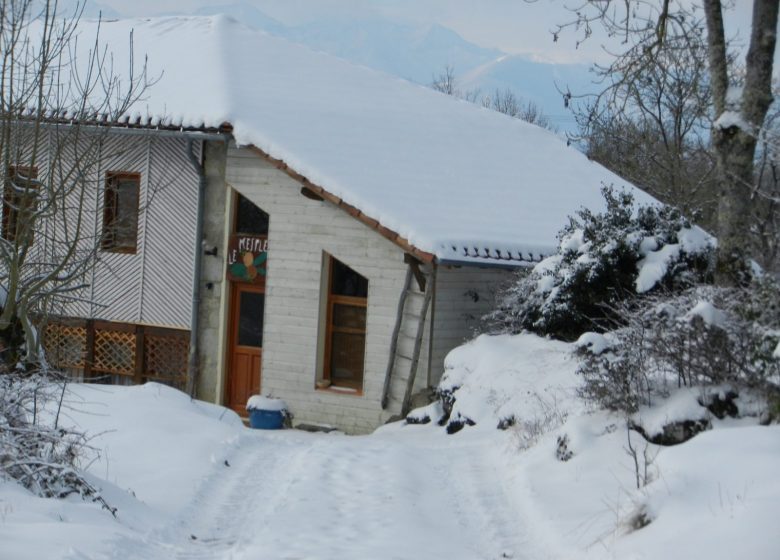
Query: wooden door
[[226, 283, 265, 414]]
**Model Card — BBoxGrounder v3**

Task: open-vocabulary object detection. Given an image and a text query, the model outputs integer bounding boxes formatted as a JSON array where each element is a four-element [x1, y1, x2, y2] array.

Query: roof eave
[[435, 257, 535, 270]]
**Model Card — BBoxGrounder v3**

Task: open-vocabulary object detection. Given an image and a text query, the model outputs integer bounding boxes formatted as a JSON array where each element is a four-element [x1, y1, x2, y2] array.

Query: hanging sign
[[227, 235, 268, 283]]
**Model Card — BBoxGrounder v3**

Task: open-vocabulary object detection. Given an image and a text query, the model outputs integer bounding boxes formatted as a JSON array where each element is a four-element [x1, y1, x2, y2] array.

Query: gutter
[[434, 257, 536, 270], [105, 128, 228, 142], [14, 118, 228, 142], [111, 127, 227, 397], [184, 139, 208, 398]]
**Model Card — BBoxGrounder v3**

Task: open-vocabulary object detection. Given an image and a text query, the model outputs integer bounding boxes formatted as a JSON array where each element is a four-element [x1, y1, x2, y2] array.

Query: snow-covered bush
[[487, 187, 714, 340], [576, 279, 780, 415], [0, 372, 114, 514]]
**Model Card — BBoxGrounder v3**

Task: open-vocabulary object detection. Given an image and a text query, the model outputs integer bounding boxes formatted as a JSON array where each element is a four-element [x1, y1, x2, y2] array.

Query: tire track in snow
[[172, 433, 314, 560], [94, 432, 318, 560], [429, 437, 530, 560], [82, 430, 535, 560]]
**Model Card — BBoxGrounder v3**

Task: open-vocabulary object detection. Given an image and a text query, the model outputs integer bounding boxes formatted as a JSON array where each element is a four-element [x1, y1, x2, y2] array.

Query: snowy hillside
[[2, 335, 778, 559], [192, 3, 501, 83]]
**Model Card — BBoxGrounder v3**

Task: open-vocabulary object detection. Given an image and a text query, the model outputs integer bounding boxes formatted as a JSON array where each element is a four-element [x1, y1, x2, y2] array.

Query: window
[[102, 172, 140, 253], [323, 256, 368, 392], [2, 166, 39, 242], [235, 193, 269, 235]]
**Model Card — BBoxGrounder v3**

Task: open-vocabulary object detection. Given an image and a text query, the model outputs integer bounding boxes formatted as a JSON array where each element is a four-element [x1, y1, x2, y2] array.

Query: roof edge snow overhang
[[7, 115, 233, 148], [247, 145, 437, 265], [8, 110, 236, 136], [246, 145, 552, 270], [435, 258, 536, 270]]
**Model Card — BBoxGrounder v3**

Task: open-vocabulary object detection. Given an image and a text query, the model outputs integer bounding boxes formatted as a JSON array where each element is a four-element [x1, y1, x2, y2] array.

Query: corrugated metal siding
[[0, 128, 198, 328], [45, 132, 198, 328], [139, 137, 199, 327], [66, 134, 103, 319], [63, 135, 100, 320], [89, 135, 149, 322]]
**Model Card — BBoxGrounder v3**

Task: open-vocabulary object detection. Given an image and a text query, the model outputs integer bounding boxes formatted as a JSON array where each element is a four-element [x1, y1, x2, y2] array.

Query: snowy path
[[93, 429, 530, 560]]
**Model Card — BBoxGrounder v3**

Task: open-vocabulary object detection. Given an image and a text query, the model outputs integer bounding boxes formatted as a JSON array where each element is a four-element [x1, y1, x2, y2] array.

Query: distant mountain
[[284, 18, 503, 84], [193, 3, 287, 35], [191, 5, 503, 86], [153, 2, 593, 133]]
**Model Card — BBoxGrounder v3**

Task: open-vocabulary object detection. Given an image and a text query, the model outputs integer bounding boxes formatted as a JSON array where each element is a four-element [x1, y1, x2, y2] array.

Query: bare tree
[[573, 25, 718, 229], [552, 0, 779, 285], [703, 0, 778, 284], [0, 0, 149, 368], [430, 66, 557, 131], [0, 0, 151, 510], [753, 95, 780, 276], [483, 88, 556, 130], [430, 64, 458, 96]]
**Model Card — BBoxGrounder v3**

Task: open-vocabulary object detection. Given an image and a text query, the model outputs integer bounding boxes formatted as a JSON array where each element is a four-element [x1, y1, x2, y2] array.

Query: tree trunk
[[703, 0, 779, 285], [712, 127, 758, 284]]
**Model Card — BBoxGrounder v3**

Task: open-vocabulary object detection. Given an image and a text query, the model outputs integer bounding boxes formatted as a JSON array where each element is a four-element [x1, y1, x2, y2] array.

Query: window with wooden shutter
[[102, 172, 140, 253], [323, 256, 368, 392]]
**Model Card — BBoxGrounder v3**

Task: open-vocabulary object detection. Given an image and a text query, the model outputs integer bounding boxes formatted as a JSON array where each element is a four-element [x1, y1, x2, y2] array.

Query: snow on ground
[[2, 335, 779, 559], [432, 333, 586, 430], [404, 334, 780, 560], [0, 383, 244, 559], [0, 383, 530, 560]]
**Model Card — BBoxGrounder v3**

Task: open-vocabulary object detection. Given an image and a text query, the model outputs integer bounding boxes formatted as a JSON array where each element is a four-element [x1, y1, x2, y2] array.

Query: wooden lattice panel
[[144, 333, 188, 388], [43, 323, 87, 369], [93, 329, 136, 376]]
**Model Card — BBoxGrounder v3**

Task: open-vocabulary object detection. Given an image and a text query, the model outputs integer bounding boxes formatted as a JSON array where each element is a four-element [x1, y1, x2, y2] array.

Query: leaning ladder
[[380, 261, 433, 415]]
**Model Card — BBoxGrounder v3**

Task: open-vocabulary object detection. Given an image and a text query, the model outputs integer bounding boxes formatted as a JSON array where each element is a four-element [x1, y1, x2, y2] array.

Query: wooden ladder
[[381, 259, 433, 416]]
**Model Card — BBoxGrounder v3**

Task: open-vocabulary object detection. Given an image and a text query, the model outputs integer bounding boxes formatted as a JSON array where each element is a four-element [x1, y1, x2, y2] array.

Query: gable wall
[[225, 146, 431, 433]]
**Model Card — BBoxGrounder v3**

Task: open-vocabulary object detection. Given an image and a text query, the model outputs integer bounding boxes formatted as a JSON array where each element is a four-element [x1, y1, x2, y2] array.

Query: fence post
[[84, 319, 95, 380], [134, 325, 145, 385]]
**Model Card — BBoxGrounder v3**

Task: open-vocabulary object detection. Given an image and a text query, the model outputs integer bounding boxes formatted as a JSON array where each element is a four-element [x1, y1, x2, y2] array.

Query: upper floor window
[[102, 172, 140, 254], [235, 193, 269, 235], [2, 166, 39, 242]]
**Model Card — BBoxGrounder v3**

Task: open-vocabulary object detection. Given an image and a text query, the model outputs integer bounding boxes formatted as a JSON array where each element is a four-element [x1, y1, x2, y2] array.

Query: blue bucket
[[249, 408, 285, 429]]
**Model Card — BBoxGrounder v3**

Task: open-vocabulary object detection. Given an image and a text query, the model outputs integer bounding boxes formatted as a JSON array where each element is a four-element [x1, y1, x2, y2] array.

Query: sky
[[97, 0, 758, 64]]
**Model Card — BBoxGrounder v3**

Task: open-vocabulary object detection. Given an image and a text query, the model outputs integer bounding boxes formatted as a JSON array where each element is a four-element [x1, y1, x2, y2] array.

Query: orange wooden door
[[226, 284, 265, 414]]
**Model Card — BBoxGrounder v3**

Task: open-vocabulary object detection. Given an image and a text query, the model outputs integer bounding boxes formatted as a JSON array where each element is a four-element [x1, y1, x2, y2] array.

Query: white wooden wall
[[225, 146, 432, 433]]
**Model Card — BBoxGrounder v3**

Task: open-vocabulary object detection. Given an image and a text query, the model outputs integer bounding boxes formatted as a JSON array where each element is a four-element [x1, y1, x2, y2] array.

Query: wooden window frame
[[2, 165, 39, 242], [322, 256, 368, 393], [101, 171, 140, 254]]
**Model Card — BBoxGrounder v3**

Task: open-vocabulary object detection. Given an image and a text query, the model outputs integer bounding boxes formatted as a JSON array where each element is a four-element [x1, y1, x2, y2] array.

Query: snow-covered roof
[[77, 16, 655, 265]]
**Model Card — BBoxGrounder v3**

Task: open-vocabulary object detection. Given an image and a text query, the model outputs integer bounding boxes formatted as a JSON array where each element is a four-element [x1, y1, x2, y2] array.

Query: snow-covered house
[[38, 16, 648, 433]]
